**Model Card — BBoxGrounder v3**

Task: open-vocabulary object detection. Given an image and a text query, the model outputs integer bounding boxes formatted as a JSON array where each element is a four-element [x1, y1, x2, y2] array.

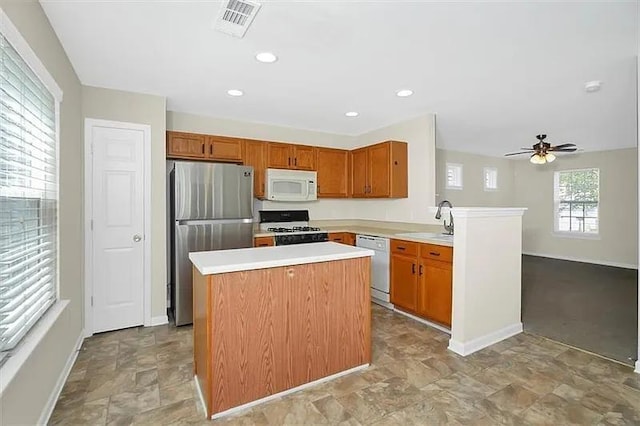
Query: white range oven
[[356, 235, 391, 308]]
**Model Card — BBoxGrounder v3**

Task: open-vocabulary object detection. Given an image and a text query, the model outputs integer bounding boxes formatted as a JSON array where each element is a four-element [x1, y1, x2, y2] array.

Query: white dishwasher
[[356, 235, 392, 308]]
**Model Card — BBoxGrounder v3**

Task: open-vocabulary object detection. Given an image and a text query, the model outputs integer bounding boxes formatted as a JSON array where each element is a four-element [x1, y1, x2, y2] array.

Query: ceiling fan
[[505, 134, 577, 164]]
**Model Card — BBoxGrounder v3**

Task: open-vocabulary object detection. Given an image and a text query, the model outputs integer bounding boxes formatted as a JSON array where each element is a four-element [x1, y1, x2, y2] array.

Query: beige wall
[[168, 111, 438, 223], [0, 1, 84, 424], [436, 149, 515, 207], [83, 86, 168, 318], [513, 148, 638, 268]]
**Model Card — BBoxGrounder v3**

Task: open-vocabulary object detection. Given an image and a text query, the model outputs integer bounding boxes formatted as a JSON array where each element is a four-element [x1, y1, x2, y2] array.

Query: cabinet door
[[317, 148, 350, 198], [343, 233, 356, 246], [293, 145, 317, 170], [207, 136, 243, 162], [368, 142, 391, 197], [418, 260, 452, 326], [254, 236, 275, 247], [390, 254, 418, 312], [267, 142, 292, 169], [243, 140, 267, 199], [351, 148, 368, 197], [167, 131, 206, 159]]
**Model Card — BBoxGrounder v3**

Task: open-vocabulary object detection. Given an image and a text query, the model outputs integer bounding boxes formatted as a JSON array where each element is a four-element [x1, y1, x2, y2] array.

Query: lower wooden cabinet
[[390, 239, 453, 326], [253, 236, 274, 247], [390, 253, 418, 312], [328, 232, 356, 246]]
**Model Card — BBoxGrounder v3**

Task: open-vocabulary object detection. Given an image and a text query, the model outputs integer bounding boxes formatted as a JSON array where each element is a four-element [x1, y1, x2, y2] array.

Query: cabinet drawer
[[420, 243, 453, 263], [328, 232, 346, 243], [254, 236, 274, 247], [390, 239, 418, 256]]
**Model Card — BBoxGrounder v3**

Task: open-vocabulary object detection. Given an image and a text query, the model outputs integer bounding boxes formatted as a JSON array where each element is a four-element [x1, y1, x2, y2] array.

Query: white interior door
[[90, 124, 145, 333]]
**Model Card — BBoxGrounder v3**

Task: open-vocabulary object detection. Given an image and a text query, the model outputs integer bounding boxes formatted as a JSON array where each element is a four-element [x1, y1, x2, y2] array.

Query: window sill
[[446, 186, 463, 191], [552, 231, 600, 240], [0, 300, 69, 396]]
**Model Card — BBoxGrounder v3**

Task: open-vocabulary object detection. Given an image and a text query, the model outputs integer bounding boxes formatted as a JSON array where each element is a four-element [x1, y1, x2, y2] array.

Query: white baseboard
[[150, 315, 169, 326], [392, 308, 451, 335], [635, 360, 640, 375], [205, 364, 369, 420], [448, 322, 523, 356], [38, 330, 84, 425], [523, 252, 638, 270]]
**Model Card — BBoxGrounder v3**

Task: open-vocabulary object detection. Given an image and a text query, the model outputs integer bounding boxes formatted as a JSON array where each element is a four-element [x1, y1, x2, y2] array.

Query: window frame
[[553, 168, 600, 239], [0, 8, 63, 373], [445, 162, 463, 190]]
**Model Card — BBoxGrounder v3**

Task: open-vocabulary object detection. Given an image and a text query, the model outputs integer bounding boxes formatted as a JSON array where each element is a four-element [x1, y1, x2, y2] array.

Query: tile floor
[[50, 305, 640, 425]]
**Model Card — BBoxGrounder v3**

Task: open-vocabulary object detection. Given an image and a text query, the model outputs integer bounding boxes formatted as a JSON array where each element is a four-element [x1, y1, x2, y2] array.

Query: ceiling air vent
[[214, 0, 262, 38]]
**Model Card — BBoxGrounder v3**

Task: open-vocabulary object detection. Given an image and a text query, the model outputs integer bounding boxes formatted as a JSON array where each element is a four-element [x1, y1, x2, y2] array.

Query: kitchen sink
[[395, 232, 454, 242]]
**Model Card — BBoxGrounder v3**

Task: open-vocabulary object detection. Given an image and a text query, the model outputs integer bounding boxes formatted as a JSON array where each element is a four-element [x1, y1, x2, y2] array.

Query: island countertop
[[189, 241, 375, 275]]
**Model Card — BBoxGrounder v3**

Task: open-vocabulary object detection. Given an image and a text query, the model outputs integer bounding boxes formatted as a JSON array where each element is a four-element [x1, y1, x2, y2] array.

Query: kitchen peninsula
[[189, 242, 375, 419]]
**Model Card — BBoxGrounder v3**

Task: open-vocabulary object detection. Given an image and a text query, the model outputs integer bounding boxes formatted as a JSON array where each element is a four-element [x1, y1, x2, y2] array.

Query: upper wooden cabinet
[[207, 135, 243, 162], [267, 143, 317, 170], [351, 141, 407, 198], [167, 132, 408, 201], [167, 131, 243, 163], [167, 131, 206, 159], [317, 148, 350, 198], [243, 140, 267, 199]]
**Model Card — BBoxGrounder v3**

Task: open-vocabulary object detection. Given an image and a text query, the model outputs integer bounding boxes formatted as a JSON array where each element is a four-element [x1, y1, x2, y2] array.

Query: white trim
[[552, 231, 600, 240], [448, 322, 523, 356], [523, 251, 638, 270], [199, 364, 369, 420], [84, 119, 153, 337], [0, 301, 70, 394], [38, 330, 84, 425], [451, 207, 527, 218], [0, 8, 63, 101], [392, 308, 451, 335], [635, 360, 639, 375], [150, 315, 169, 327], [194, 375, 207, 418]]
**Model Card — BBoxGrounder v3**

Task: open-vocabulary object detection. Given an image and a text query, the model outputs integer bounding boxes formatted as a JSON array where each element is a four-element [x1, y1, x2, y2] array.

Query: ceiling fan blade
[[504, 151, 534, 156], [552, 148, 577, 152], [551, 143, 576, 149]]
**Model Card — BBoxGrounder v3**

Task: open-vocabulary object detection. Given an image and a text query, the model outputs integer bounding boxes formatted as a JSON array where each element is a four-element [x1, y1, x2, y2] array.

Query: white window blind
[[484, 167, 498, 191], [554, 168, 599, 235], [446, 163, 463, 189], [0, 31, 58, 356]]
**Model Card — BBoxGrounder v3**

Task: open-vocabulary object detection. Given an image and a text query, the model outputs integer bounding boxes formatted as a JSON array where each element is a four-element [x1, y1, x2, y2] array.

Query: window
[[446, 163, 463, 190], [483, 167, 498, 191], [554, 168, 599, 235], [0, 30, 59, 361]]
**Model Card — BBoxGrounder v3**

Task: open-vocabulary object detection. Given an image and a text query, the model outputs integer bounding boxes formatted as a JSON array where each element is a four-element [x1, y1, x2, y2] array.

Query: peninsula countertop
[[189, 242, 375, 275]]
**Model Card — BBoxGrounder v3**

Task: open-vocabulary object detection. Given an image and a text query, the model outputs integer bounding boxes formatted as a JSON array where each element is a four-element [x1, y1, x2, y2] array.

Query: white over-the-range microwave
[[265, 168, 317, 202]]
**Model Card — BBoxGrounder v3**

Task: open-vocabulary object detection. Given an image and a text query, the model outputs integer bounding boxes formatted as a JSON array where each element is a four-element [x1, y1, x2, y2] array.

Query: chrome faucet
[[435, 200, 454, 235]]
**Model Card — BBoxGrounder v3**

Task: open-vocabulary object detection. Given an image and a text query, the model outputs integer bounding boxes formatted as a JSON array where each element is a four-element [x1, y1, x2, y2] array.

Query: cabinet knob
[[412, 263, 416, 274], [419, 265, 423, 275], [429, 252, 441, 256]]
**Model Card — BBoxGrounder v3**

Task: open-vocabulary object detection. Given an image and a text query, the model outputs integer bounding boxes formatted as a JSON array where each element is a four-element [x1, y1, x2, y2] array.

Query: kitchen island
[[189, 242, 375, 419]]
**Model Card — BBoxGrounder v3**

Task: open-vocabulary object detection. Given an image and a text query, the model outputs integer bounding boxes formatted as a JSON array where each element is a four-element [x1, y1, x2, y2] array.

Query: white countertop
[[253, 225, 454, 247], [189, 242, 375, 275]]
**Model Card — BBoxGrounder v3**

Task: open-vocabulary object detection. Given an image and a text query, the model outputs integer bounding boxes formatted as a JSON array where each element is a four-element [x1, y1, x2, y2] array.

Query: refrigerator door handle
[[177, 218, 254, 226]]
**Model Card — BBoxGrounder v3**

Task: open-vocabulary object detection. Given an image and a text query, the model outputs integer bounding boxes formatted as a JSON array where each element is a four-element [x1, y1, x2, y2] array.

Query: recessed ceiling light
[[396, 89, 413, 97], [256, 52, 278, 63], [584, 81, 602, 93], [345, 111, 359, 117], [227, 89, 244, 97]]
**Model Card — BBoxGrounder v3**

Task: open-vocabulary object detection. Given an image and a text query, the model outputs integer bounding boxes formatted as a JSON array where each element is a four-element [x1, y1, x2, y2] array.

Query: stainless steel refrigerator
[[169, 161, 254, 325]]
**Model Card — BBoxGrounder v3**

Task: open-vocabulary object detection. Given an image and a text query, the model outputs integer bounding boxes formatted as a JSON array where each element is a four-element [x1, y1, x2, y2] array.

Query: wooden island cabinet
[[189, 243, 373, 419], [390, 239, 453, 327]]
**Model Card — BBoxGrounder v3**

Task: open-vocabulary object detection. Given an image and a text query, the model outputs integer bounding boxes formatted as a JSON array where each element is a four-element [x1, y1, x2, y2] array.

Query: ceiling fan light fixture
[[530, 153, 546, 165], [545, 153, 556, 163]]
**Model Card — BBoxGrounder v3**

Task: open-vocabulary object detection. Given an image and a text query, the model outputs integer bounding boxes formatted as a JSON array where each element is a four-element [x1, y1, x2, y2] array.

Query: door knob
[[133, 234, 142, 242]]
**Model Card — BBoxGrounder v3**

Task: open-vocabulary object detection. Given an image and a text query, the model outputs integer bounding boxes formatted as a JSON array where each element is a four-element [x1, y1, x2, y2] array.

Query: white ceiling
[[40, 0, 637, 156]]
